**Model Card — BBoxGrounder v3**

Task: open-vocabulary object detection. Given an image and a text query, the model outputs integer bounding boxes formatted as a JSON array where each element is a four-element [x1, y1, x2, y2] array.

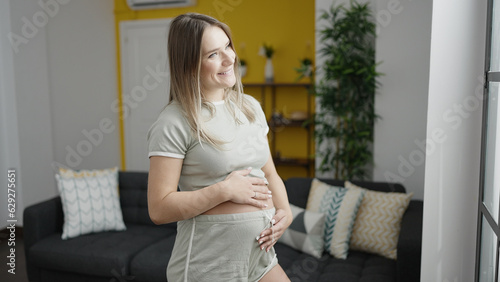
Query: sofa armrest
[[396, 200, 423, 282], [23, 196, 64, 249], [23, 196, 64, 281]]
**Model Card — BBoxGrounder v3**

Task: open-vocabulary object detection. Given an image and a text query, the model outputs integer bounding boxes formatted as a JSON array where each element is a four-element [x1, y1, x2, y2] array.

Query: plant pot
[[265, 58, 274, 83], [240, 65, 247, 77]]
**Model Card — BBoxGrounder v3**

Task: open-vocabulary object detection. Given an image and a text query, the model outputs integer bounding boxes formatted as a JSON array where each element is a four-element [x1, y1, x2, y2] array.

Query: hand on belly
[[204, 167, 273, 215]]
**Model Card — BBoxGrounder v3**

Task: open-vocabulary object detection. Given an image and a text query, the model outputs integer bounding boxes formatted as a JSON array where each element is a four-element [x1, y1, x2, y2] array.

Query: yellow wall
[[114, 0, 315, 179]]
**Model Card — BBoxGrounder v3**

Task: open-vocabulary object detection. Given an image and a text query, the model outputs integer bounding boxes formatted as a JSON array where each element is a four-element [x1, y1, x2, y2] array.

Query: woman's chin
[[222, 79, 236, 89]]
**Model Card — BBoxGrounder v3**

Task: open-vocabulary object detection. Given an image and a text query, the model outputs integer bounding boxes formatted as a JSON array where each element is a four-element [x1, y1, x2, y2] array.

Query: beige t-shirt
[[147, 94, 270, 191]]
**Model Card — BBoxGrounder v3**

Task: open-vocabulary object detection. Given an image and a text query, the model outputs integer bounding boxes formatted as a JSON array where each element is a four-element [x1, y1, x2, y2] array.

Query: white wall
[[47, 0, 119, 171], [0, 0, 23, 230], [0, 0, 118, 228], [421, 0, 486, 280], [5, 0, 58, 227], [372, 0, 432, 200]]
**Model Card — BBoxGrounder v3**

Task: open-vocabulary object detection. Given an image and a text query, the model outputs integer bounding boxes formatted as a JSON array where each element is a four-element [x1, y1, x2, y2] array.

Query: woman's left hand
[[257, 208, 291, 252]]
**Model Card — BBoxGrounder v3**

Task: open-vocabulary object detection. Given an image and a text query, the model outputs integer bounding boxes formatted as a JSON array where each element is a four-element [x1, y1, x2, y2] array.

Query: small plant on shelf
[[295, 58, 314, 82], [239, 59, 247, 77], [259, 43, 275, 59], [259, 43, 275, 82], [314, 0, 382, 180]]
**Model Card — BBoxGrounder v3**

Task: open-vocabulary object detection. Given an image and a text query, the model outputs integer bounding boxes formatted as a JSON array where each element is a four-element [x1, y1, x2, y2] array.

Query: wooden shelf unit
[[244, 82, 314, 177]]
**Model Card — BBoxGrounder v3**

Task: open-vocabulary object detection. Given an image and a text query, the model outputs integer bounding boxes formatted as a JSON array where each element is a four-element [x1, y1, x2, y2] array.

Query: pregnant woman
[[147, 13, 292, 282]]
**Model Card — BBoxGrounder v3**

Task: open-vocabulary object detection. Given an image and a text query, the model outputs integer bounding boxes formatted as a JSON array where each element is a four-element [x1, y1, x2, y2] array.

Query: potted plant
[[295, 58, 314, 82], [239, 59, 247, 77], [259, 43, 275, 82], [314, 0, 381, 180]]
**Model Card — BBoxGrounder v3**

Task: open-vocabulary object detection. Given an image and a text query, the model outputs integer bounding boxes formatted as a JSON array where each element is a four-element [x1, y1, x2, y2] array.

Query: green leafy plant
[[259, 43, 275, 59], [295, 58, 314, 81], [315, 0, 382, 180]]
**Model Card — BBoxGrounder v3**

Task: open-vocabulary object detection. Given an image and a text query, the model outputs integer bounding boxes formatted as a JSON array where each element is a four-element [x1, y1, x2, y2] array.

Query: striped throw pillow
[[345, 181, 413, 259], [306, 179, 365, 259]]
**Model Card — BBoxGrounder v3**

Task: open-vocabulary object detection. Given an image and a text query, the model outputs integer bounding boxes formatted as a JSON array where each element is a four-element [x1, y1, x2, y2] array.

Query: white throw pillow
[[55, 167, 126, 239]]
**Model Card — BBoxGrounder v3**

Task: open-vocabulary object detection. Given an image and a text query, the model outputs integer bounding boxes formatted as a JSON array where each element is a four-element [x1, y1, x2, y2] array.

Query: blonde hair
[[168, 13, 256, 148]]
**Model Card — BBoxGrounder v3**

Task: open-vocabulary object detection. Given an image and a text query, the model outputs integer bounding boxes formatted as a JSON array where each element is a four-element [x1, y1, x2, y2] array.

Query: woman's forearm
[[148, 181, 229, 224], [148, 156, 229, 224]]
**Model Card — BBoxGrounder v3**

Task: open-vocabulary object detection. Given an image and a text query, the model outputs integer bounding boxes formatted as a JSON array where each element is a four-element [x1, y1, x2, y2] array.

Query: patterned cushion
[[345, 181, 413, 259], [306, 179, 365, 259], [55, 167, 126, 239], [278, 204, 325, 258]]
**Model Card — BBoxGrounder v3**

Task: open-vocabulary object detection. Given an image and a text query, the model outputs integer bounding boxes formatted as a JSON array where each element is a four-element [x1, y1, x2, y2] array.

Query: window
[[477, 0, 500, 281]]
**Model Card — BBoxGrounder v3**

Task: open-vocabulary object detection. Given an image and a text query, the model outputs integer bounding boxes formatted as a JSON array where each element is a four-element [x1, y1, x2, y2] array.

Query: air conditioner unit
[[126, 0, 196, 10]]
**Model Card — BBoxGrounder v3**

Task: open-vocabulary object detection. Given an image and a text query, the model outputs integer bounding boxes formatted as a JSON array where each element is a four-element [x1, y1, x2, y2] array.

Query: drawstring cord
[[259, 211, 278, 278], [257, 212, 276, 249]]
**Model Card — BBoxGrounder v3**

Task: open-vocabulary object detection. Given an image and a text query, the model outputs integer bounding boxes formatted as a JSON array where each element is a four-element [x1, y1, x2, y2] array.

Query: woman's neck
[[203, 89, 225, 102]]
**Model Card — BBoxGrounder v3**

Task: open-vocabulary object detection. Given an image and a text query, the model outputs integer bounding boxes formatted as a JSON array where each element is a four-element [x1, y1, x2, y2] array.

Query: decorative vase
[[265, 58, 274, 83], [240, 65, 247, 78], [304, 65, 312, 78]]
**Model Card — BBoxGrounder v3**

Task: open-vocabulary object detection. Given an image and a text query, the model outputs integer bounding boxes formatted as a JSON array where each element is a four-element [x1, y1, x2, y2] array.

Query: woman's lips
[[218, 69, 233, 75]]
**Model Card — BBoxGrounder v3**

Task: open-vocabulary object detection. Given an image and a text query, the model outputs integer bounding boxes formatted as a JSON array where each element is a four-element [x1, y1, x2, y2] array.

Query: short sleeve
[[246, 94, 269, 135], [147, 104, 193, 159]]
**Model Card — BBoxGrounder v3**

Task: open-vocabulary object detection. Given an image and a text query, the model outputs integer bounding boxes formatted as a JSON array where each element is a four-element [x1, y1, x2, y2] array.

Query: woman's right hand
[[222, 167, 272, 208]]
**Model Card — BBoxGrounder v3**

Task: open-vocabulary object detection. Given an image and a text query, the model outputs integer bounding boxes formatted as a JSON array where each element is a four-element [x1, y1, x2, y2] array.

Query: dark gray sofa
[[24, 171, 423, 282]]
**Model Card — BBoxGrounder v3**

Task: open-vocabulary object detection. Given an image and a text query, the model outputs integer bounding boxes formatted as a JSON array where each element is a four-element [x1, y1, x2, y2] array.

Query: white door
[[120, 18, 171, 171]]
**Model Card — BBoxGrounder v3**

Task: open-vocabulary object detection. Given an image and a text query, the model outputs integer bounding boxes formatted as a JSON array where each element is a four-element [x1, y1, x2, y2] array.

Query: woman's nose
[[222, 50, 235, 66]]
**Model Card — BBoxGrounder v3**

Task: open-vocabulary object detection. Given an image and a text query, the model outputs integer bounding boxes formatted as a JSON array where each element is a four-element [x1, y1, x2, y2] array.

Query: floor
[[0, 229, 28, 282]]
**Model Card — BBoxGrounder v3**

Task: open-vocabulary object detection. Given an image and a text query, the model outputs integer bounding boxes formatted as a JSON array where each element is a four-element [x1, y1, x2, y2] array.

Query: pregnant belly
[[202, 197, 275, 215]]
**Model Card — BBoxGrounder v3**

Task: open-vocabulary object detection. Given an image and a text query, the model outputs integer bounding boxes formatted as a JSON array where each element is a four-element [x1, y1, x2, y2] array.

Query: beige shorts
[[166, 208, 278, 282]]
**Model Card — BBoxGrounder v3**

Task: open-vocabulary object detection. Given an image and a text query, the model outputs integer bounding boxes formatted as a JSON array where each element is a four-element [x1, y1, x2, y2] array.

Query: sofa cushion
[[345, 181, 413, 260], [275, 243, 396, 282], [55, 166, 126, 239], [306, 179, 365, 259], [278, 204, 325, 258], [318, 252, 396, 282], [130, 235, 177, 281], [274, 243, 326, 281], [285, 178, 316, 208], [118, 171, 156, 226], [28, 224, 175, 277]]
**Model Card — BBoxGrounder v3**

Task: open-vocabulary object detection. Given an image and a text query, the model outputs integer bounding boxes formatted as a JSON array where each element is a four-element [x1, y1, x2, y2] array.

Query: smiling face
[[200, 26, 236, 101]]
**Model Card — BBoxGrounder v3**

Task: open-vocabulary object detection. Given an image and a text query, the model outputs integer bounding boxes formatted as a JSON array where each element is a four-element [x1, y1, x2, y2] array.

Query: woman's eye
[[208, 52, 217, 58]]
